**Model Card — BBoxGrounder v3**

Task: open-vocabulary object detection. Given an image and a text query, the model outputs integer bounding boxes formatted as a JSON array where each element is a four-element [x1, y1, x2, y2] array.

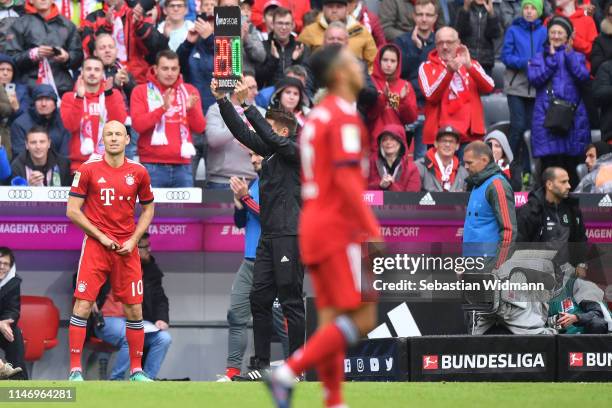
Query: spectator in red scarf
[[368, 124, 421, 191], [415, 125, 468, 192], [60, 56, 128, 173], [369, 43, 417, 154], [130, 50, 206, 187]]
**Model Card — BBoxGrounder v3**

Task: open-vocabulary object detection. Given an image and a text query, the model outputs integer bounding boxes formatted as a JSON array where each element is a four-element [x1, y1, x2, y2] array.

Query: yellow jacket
[[298, 14, 377, 73]]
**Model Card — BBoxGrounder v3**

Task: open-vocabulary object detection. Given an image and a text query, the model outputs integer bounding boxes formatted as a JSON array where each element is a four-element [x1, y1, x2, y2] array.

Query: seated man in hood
[[368, 124, 420, 191], [10, 84, 70, 158]]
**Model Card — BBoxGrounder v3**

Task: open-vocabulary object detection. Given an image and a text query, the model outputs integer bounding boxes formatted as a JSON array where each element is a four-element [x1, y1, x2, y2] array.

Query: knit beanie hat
[[521, 0, 543, 18], [548, 15, 574, 38]]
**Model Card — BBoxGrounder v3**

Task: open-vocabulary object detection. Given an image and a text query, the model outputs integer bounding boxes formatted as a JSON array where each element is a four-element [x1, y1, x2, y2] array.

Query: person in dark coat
[[527, 15, 591, 189], [177, 17, 215, 114], [591, 1, 612, 76], [0, 53, 31, 123], [455, 0, 502, 74], [9, 84, 70, 158], [256, 6, 310, 89], [211, 78, 305, 371], [0, 247, 27, 380], [593, 59, 612, 144], [5, 0, 83, 95]]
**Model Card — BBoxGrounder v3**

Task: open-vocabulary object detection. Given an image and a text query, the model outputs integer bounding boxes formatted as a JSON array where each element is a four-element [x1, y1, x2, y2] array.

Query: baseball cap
[[322, 0, 348, 5], [436, 125, 461, 141]]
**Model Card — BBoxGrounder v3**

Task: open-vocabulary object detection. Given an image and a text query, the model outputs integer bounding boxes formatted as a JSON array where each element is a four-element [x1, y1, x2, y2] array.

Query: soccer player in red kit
[[266, 45, 382, 408], [66, 121, 155, 381]]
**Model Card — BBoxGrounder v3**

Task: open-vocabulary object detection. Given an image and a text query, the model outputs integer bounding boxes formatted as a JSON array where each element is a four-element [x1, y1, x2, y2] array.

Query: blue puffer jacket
[[177, 35, 215, 115], [501, 17, 547, 98], [527, 45, 590, 157], [502, 18, 547, 70]]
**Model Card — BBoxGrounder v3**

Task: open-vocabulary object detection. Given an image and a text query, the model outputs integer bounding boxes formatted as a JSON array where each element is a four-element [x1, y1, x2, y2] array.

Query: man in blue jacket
[[463, 141, 516, 262]]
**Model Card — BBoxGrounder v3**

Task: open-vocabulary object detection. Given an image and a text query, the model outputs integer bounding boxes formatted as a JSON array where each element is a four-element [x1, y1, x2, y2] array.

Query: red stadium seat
[[17, 296, 60, 362]]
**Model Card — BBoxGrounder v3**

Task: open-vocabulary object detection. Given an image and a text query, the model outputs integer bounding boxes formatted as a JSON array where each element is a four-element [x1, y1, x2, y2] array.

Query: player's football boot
[[264, 370, 294, 408], [68, 370, 84, 381], [129, 370, 154, 382]]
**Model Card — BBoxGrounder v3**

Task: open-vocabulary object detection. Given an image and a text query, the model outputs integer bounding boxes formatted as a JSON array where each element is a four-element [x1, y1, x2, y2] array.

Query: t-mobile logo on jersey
[[100, 188, 115, 206]]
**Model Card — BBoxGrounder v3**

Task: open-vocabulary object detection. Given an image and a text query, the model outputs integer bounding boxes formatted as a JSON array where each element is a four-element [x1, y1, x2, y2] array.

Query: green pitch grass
[[1, 381, 611, 408]]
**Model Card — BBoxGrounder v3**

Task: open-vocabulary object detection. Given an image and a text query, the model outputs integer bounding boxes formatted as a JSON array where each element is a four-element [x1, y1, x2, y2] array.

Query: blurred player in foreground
[[66, 121, 155, 381], [266, 45, 383, 408]]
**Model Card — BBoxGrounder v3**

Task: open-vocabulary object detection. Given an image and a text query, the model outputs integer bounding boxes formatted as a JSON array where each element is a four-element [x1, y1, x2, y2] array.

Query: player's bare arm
[[66, 195, 119, 250], [116, 202, 155, 256]]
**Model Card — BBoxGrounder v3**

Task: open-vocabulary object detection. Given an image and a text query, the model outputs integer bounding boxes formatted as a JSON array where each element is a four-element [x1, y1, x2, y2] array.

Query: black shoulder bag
[[543, 80, 577, 135]]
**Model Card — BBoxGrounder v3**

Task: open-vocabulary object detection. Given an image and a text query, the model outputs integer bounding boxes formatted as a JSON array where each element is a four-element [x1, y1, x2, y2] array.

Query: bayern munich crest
[[125, 174, 135, 186], [77, 281, 87, 293]]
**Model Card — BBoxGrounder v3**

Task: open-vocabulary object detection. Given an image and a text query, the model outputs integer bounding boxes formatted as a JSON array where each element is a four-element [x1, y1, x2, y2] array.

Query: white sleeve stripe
[[419, 64, 447, 98], [472, 62, 495, 88]]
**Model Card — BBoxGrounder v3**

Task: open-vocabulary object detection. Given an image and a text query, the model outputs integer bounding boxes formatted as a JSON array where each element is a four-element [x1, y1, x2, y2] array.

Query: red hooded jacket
[[60, 87, 128, 172], [130, 68, 206, 165], [418, 50, 494, 145], [369, 44, 417, 154], [368, 124, 421, 192]]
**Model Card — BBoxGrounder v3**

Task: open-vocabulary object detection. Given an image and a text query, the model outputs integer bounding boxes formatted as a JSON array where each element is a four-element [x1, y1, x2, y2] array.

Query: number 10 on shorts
[[131, 280, 143, 297]]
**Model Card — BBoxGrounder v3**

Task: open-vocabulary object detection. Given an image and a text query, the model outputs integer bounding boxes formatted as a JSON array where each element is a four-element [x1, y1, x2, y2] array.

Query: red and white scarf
[[146, 82, 195, 158], [79, 91, 107, 156], [435, 152, 454, 191], [111, 10, 128, 63], [34, 54, 60, 104]]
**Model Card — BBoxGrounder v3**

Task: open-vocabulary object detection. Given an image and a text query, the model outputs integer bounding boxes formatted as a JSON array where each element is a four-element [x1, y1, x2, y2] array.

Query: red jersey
[[299, 95, 379, 264], [69, 156, 154, 241]]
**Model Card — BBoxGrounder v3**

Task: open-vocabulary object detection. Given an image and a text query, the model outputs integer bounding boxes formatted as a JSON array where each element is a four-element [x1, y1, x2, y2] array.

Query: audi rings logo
[[8, 189, 33, 200], [47, 189, 69, 200], [165, 191, 191, 201]]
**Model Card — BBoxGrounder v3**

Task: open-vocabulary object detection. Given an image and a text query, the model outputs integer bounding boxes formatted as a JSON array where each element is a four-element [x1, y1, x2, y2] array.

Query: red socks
[[125, 320, 145, 374], [69, 315, 87, 372], [287, 322, 347, 376], [317, 350, 345, 407]]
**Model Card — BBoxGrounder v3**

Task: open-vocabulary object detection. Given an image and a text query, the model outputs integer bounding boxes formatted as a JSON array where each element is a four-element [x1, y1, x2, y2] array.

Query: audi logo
[[47, 189, 69, 200], [7, 189, 33, 200], [165, 191, 191, 200]]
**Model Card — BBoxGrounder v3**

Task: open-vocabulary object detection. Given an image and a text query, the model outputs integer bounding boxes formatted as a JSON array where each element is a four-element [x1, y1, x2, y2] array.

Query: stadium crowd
[[0, 0, 611, 383], [0, 0, 610, 192]]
